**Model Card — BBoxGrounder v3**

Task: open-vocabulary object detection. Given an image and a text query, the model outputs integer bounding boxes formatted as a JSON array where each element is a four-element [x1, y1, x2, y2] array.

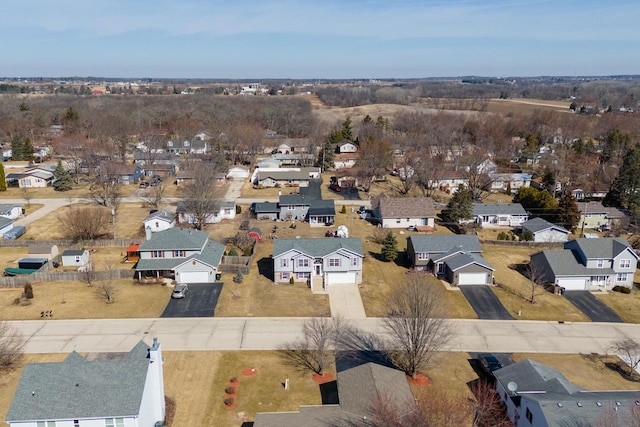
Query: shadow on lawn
[[256, 257, 274, 281], [367, 250, 410, 268]]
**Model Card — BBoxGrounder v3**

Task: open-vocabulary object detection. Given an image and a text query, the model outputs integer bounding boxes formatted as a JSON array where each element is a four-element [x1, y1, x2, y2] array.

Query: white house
[[5, 338, 166, 427], [61, 248, 90, 268], [521, 217, 570, 242], [143, 210, 176, 235], [273, 238, 364, 292], [0, 204, 22, 220], [469, 203, 529, 228], [371, 193, 435, 229], [176, 201, 236, 225]]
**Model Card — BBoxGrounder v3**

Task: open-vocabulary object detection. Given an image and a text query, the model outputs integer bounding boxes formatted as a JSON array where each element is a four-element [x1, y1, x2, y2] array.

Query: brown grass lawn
[[512, 353, 640, 391], [0, 181, 139, 200], [596, 290, 640, 324], [0, 247, 30, 269], [0, 279, 171, 320], [482, 245, 590, 322]]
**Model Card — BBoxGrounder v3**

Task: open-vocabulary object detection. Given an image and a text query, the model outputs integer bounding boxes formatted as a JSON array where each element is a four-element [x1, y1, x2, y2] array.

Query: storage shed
[[61, 249, 90, 267]]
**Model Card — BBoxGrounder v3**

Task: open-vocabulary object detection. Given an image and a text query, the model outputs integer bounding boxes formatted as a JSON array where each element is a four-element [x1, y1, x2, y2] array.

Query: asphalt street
[[8, 317, 640, 355]]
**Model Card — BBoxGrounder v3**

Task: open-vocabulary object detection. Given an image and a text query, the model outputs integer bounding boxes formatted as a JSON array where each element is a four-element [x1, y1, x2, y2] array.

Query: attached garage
[[458, 272, 488, 285], [556, 277, 587, 291], [326, 272, 356, 285], [177, 270, 211, 284]]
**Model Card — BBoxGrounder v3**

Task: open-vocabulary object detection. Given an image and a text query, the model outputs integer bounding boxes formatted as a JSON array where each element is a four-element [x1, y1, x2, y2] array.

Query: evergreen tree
[[0, 164, 6, 191], [556, 190, 581, 232], [442, 185, 473, 223], [340, 117, 353, 141], [53, 160, 73, 191], [10, 135, 24, 160], [381, 232, 398, 262], [605, 144, 640, 221]]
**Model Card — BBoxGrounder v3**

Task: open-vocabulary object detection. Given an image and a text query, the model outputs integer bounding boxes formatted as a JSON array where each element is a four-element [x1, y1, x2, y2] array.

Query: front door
[[314, 264, 321, 275]]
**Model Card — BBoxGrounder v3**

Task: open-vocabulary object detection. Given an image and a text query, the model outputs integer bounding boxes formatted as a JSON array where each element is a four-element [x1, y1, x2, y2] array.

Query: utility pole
[[111, 208, 116, 240]]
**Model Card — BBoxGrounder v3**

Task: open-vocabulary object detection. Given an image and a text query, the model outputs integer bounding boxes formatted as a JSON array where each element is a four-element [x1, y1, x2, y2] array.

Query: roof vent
[[616, 401, 622, 406], [577, 402, 582, 407], [557, 403, 563, 407], [596, 401, 602, 407], [31, 391, 35, 396]]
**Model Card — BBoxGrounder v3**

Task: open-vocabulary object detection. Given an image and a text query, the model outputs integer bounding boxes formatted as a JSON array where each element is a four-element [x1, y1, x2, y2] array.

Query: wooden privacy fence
[[219, 256, 252, 274], [0, 238, 144, 248], [479, 239, 564, 249], [0, 269, 133, 288]]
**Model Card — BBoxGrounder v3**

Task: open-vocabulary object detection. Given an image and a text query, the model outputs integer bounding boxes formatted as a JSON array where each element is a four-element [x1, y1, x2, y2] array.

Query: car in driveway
[[478, 353, 503, 374], [171, 284, 188, 299], [329, 182, 342, 192]]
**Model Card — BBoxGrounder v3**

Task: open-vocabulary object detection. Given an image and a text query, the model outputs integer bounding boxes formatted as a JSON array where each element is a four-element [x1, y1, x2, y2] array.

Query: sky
[[1, 0, 638, 79]]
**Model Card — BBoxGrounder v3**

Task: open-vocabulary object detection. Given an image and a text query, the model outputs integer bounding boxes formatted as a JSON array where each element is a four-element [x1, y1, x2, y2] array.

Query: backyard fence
[[0, 269, 134, 288], [0, 238, 144, 248], [479, 239, 564, 249]]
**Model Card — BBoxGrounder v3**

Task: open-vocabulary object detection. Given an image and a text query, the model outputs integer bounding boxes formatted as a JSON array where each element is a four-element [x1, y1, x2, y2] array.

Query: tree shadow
[[604, 361, 640, 382], [256, 257, 274, 281], [335, 326, 396, 372]]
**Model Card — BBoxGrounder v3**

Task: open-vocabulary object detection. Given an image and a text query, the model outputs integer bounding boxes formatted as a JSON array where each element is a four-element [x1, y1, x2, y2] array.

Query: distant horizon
[[2, 1, 638, 79]]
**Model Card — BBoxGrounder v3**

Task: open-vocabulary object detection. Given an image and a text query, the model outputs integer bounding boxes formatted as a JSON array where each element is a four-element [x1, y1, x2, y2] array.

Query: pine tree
[[340, 117, 354, 141], [442, 185, 473, 223], [10, 135, 24, 161], [53, 160, 73, 191], [605, 144, 640, 221], [556, 190, 580, 232], [0, 164, 6, 191], [381, 232, 398, 262]]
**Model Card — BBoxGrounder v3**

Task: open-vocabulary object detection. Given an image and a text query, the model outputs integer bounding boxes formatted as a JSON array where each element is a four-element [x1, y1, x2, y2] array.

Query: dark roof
[[0, 204, 20, 215], [440, 252, 494, 271], [254, 202, 279, 213], [136, 239, 224, 271], [531, 250, 614, 277], [61, 249, 87, 256], [6, 341, 151, 421], [408, 234, 482, 254], [279, 194, 309, 206], [138, 227, 208, 252], [472, 203, 527, 216], [308, 199, 335, 217], [522, 217, 569, 234], [373, 194, 435, 219], [0, 216, 13, 228], [273, 238, 363, 258]]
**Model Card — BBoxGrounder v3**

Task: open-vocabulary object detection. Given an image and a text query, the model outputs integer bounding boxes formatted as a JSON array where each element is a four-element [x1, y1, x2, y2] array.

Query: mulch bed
[[312, 372, 335, 384], [406, 373, 430, 386], [242, 367, 258, 376]]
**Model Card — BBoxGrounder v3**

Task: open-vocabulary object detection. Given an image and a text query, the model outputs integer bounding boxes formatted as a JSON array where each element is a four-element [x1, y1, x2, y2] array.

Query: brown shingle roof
[[373, 193, 435, 219]]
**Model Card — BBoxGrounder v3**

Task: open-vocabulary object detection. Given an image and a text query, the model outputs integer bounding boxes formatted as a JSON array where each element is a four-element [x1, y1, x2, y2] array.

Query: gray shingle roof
[[259, 170, 310, 181], [308, 199, 335, 217], [143, 209, 175, 223], [443, 252, 494, 271], [494, 359, 584, 396], [61, 249, 87, 256], [6, 341, 150, 422], [532, 250, 613, 276], [254, 202, 279, 213], [254, 405, 358, 427], [273, 238, 363, 257], [408, 234, 482, 254], [279, 194, 309, 206], [138, 227, 209, 252], [472, 203, 527, 216], [0, 204, 20, 215], [0, 216, 13, 228], [522, 217, 569, 234], [136, 239, 224, 271], [564, 237, 637, 260]]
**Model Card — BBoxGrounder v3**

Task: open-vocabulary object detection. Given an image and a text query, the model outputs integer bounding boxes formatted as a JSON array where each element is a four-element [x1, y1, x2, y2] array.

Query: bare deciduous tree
[[21, 187, 32, 208], [143, 179, 167, 209], [525, 261, 547, 304], [280, 316, 345, 377], [58, 206, 112, 241], [469, 380, 512, 427], [383, 275, 455, 379], [89, 169, 123, 213], [0, 321, 26, 368], [180, 162, 226, 230], [356, 138, 392, 192], [97, 260, 118, 304]]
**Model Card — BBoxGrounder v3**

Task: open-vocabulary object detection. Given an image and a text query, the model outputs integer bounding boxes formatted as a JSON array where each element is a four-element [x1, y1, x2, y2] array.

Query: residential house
[[6, 169, 55, 188], [253, 202, 279, 221], [0, 217, 14, 238], [571, 187, 608, 200], [135, 227, 225, 284], [165, 139, 208, 155], [174, 170, 193, 186], [134, 151, 178, 166], [333, 152, 359, 169], [470, 203, 529, 228], [227, 165, 250, 179], [273, 238, 364, 292], [371, 193, 435, 229], [143, 210, 176, 235], [255, 169, 313, 188], [406, 234, 492, 285], [176, 200, 236, 225], [334, 168, 359, 188], [521, 217, 570, 242], [142, 163, 176, 179], [494, 358, 640, 427], [61, 248, 90, 268], [307, 199, 335, 226], [101, 163, 144, 185], [0, 204, 22, 220], [577, 201, 626, 230], [433, 170, 467, 194], [335, 140, 358, 154], [5, 338, 165, 427], [489, 173, 532, 194], [529, 237, 638, 290], [271, 153, 316, 166], [278, 194, 310, 221], [254, 362, 415, 427]]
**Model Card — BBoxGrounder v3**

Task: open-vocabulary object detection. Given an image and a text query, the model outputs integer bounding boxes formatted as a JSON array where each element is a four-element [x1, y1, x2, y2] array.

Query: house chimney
[[148, 338, 166, 423], [145, 226, 152, 241]]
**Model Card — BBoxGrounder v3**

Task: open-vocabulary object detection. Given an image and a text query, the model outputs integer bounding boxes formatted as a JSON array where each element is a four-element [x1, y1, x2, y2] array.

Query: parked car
[[329, 182, 342, 192], [478, 353, 503, 374], [357, 206, 367, 215], [407, 225, 417, 231], [171, 284, 189, 299], [139, 181, 149, 188]]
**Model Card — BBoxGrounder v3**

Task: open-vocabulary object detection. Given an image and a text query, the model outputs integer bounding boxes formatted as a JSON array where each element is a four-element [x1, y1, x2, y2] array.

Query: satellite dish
[[507, 382, 518, 393]]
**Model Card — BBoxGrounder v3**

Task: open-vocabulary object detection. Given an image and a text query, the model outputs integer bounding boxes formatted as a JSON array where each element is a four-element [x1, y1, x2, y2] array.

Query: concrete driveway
[[564, 291, 624, 323], [459, 286, 515, 320], [161, 283, 223, 318]]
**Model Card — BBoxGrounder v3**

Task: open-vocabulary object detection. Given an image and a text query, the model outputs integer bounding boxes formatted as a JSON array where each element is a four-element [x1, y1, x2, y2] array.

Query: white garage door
[[557, 278, 587, 291], [458, 272, 487, 285], [179, 271, 210, 284], [326, 272, 356, 286]]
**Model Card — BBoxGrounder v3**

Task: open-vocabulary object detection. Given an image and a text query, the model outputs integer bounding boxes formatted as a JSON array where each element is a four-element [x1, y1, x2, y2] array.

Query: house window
[[155, 221, 159, 228], [417, 253, 429, 261], [296, 272, 310, 280], [281, 258, 288, 268], [597, 259, 604, 268], [74, 421, 79, 427], [329, 258, 341, 267], [525, 407, 533, 423], [585, 213, 592, 218], [396, 219, 401, 224], [288, 206, 295, 210], [173, 250, 186, 257], [151, 250, 164, 258], [616, 273, 628, 282], [75, 256, 81, 262], [105, 419, 124, 427], [281, 272, 290, 280], [298, 258, 309, 267], [352, 257, 358, 266], [37, 422, 56, 427], [620, 259, 631, 269]]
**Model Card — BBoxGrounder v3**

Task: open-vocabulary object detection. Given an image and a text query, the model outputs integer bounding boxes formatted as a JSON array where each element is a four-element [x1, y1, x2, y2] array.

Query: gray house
[[494, 359, 640, 427], [432, 249, 494, 285], [135, 227, 225, 284], [530, 237, 638, 291], [253, 202, 279, 220], [278, 194, 310, 221], [273, 238, 364, 292], [469, 203, 528, 228], [521, 217, 570, 242]]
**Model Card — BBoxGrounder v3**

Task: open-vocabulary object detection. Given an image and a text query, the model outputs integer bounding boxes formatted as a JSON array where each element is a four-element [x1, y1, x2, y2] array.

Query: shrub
[[340, 205, 347, 214], [224, 397, 234, 406], [289, 276, 295, 285], [612, 285, 631, 294], [228, 248, 239, 257], [24, 284, 33, 299], [497, 231, 508, 240], [233, 271, 243, 283], [236, 204, 242, 214], [13, 297, 21, 305], [242, 247, 252, 256], [225, 386, 236, 394], [521, 231, 534, 242]]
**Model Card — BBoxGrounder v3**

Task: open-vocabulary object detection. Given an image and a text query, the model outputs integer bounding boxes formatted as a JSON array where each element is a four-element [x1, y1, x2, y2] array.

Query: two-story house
[[530, 237, 638, 291], [135, 227, 225, 284], [6, 338, 165, 427], [577, 201, 627, 230], [273, 238, 364, 292], [278, 195, 335, 225]]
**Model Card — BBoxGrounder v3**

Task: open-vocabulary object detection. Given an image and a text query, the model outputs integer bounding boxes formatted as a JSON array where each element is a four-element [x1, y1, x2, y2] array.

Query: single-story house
[[253, 202, 279, 221], [273, 238, 364, 292], [27, 244, 59, 261], [521, 217, 570, 242], [251, 167, 320, 188], [6, 170, 55, 188], [494, 358, 640, 427], [176, 200, 236, 225], [371, 193, 435, 229], [0, 217, 14, 238], [61, 248, 90, 267], [135, 227, 225, 284], [335, 140, 358, 153], [577, 201, 627, 230], [334, 169, 360, 188], [530, 237, 638, 291], [5, 339, 166, 427], [174, 170, 193, 186], [142, 163, 176, 179], [143, 210, 176, 235], [433, 170, 467, 194], [0, 204, 22, 220], [469, 203, 529, 228], [100, 163, 144, 185], [307, 199, 335, 226], [254, 361, 415, 427], [227, 165, 250, 179], [489, 172, 532, 193]]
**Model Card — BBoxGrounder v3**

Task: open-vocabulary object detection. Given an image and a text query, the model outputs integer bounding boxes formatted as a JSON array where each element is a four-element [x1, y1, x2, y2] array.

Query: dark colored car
[[329, 182, 342, 192], [357, 206, 366, 214], [479, 353, 503, 374]]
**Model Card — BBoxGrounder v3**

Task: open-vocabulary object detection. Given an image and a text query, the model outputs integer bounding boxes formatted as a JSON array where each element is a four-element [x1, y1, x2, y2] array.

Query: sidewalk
[[327, 285, 367, 319]]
